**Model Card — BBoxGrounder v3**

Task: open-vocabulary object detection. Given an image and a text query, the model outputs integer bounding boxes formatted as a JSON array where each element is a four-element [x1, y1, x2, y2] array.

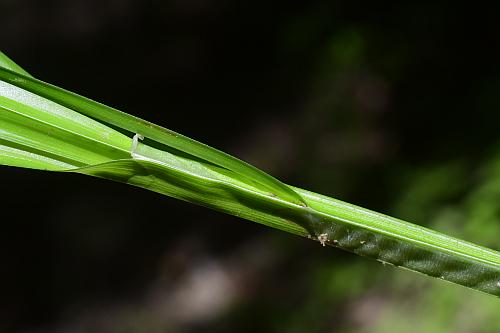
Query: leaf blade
[[0, 66, 306, 207]]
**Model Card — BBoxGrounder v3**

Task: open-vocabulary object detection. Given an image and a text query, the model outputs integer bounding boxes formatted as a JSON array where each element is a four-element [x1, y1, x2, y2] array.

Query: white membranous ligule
[[131, 133, 144, 158]]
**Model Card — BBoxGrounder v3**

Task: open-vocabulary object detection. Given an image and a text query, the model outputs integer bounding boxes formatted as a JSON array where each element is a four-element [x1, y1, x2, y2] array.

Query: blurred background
[[1, 1, 500, 332]]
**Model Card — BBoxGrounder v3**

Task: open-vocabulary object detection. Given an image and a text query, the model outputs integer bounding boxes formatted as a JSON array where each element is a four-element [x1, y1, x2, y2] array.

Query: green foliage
[[1, 51, 499, 297]]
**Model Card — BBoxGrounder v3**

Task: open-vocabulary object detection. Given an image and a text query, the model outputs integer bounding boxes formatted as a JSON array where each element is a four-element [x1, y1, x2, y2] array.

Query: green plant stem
[[1, 52, 499, 297]]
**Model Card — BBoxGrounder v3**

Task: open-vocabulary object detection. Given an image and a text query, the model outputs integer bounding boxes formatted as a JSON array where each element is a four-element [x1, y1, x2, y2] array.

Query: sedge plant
[[0, 51, 499, 297]]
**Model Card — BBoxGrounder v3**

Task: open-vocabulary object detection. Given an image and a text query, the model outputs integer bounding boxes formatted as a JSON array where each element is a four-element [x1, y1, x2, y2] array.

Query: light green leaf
[[1, 53, 499, 297]]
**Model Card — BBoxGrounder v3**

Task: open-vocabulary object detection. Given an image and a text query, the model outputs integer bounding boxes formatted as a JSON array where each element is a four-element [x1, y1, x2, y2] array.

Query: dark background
[[2, 1, 500, 332]]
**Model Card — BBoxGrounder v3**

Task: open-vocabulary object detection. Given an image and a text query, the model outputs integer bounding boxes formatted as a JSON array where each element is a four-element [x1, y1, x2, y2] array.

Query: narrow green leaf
[[1, 54, 499, 297], [0, 51, 32, 77], [0, 66, 306, 207]]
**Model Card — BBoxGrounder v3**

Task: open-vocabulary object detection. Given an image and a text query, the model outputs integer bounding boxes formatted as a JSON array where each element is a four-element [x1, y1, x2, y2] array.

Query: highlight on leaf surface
[[1, 51, 499, 297]]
